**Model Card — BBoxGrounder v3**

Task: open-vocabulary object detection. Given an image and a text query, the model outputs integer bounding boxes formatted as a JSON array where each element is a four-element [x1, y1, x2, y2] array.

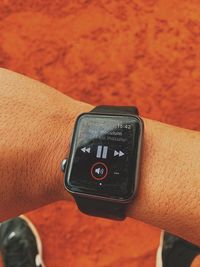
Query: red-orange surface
[[0, 1, 200, 266]]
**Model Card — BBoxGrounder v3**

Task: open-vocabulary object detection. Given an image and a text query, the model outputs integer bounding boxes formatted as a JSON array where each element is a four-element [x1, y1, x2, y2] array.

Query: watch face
[[65, 113, 143, 201]]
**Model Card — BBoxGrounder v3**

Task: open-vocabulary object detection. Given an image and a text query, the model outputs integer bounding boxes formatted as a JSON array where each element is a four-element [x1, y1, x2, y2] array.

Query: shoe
[[156, 231, 200, 267], [0, 215, 45, 267]]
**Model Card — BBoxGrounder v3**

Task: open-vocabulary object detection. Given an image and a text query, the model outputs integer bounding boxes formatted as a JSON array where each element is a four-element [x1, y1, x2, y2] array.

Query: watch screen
[[65, 113, 143, 200]]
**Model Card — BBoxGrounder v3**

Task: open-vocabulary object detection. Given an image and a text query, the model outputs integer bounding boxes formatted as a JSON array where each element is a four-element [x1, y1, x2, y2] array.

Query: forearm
[[127, 119, 200, 245], [0, 68, 199, 246]]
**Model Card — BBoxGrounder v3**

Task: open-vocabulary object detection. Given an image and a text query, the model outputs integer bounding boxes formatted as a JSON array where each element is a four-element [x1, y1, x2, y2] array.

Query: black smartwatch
[[62, 105, 143, 220]]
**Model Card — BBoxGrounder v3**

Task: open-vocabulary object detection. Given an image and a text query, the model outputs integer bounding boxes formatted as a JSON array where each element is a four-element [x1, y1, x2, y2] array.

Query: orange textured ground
[[0, 1, 200, 266]]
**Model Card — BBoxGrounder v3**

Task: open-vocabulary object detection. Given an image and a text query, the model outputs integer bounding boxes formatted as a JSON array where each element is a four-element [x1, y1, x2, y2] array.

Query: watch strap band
[[91, 105, 139, 115], [73, 105, 138, 220], [74, 196, 126, 220]]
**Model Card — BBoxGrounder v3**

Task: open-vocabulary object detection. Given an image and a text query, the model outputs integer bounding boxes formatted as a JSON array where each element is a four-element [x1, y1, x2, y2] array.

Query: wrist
[[127, 118, 177, 220], [43, 98, 93, 202]]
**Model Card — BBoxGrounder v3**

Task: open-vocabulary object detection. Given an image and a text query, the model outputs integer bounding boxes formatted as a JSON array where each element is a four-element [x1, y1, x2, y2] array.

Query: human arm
[[127, 118, 200, 246], [0, 68, 199, 246], [0, 67, 92, 220]]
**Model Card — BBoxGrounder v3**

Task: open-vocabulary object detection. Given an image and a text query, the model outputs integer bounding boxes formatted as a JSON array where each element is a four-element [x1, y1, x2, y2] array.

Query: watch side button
[[61, 159, 68, 172]]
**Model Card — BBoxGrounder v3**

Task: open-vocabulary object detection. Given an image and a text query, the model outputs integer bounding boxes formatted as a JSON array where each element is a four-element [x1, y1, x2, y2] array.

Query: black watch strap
[[74, 196, 126, 220], [91, 105, 139, 115], [73, 105, 138, 220]]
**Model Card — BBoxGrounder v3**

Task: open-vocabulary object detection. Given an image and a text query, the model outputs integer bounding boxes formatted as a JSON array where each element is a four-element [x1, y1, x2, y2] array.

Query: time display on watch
[[65, 113, 143, 200]]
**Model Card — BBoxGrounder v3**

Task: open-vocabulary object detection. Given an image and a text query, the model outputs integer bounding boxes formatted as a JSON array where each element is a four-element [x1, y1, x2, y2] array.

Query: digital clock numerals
[[117, 124, 131, 129]]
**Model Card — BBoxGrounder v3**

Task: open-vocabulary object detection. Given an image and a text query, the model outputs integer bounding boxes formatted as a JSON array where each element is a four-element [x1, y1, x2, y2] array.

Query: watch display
[[65, 113, 143, 200]]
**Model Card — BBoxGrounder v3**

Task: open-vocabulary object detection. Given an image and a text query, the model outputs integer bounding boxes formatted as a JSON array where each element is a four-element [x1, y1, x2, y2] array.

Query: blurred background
[[0, 0, 199, 266]]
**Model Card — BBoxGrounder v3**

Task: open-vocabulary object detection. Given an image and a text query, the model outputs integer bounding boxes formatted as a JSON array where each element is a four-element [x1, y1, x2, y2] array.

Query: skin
[[0, 68, 200, 249], [191, 255, 200, 267]]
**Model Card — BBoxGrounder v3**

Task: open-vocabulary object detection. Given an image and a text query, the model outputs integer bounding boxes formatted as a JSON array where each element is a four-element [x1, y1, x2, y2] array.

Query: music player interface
[[66, 114, 141, 199]]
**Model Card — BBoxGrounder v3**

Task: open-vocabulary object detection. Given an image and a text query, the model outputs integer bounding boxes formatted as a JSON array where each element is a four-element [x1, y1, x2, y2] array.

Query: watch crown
[[61, 159, 68, 173]]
